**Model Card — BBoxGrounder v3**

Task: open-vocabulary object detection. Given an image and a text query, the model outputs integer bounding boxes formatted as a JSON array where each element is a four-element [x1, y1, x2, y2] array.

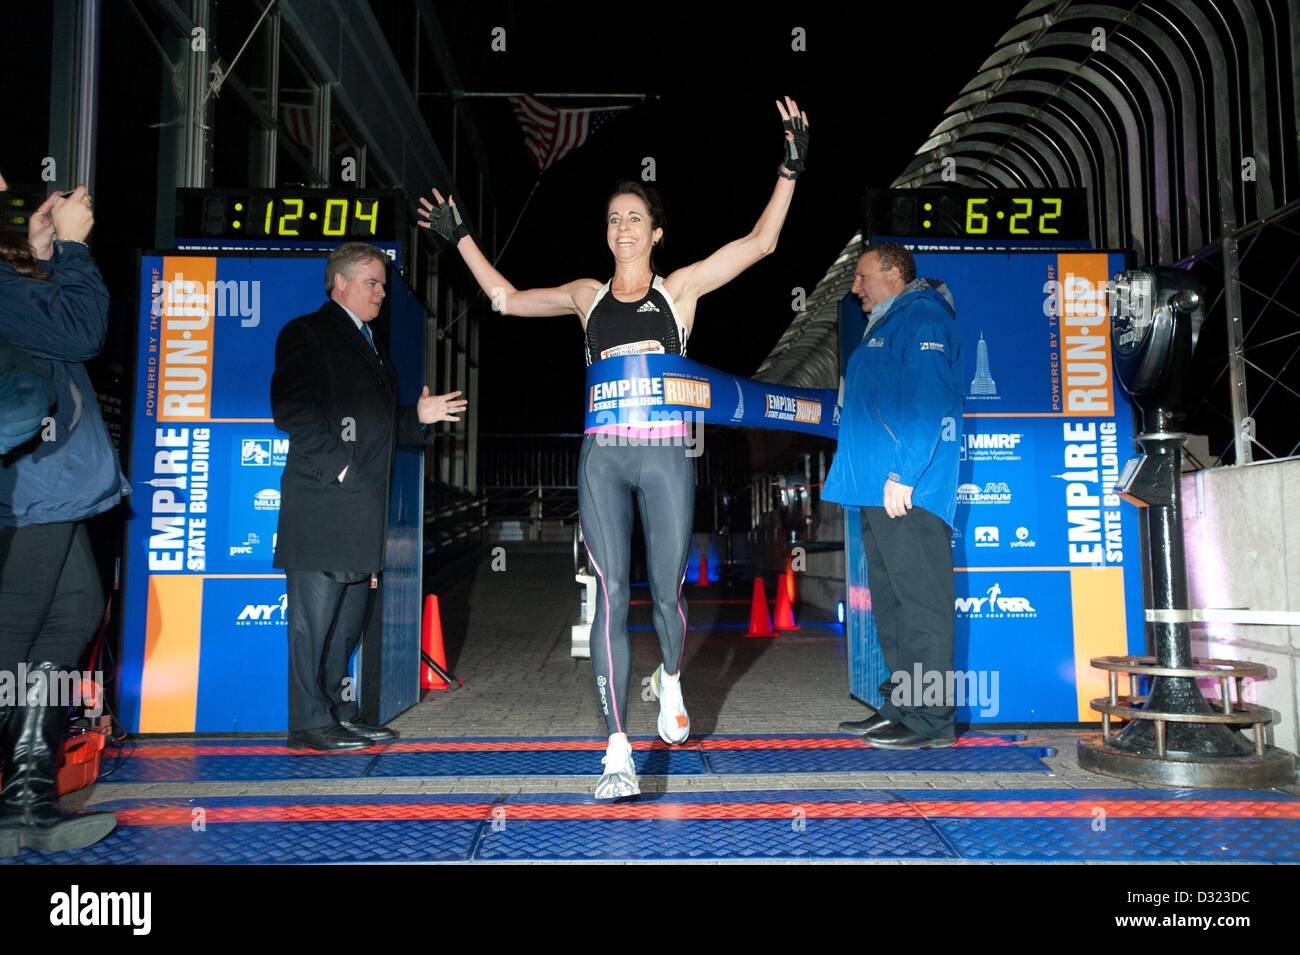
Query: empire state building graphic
[[969, 332, 998, 399]]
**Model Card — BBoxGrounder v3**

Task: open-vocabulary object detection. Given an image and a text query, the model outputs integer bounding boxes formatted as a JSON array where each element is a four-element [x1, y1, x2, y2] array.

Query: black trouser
[[284, 569, 371, 733], [861, 505, 956, 737], [0, 522, 104, 676]]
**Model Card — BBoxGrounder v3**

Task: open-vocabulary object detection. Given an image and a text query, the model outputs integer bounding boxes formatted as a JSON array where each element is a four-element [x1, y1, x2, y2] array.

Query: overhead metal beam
[[276, 0, 455, 222]]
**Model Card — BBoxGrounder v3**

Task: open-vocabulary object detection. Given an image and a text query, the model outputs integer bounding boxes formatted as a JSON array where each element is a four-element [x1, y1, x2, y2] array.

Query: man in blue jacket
[[0, 176, 126, 856], [823, 243, 963, 749]]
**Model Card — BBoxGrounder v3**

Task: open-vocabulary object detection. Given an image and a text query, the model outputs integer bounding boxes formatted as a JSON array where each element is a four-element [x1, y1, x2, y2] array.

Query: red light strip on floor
[[123, 735, 1018, 758], [112, 799, 1300, 827]]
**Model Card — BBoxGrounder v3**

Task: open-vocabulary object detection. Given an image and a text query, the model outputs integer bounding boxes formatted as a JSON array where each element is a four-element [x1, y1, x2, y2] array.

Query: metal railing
[[480, 434, 582, 539], [423, 483, 488, 565], [1180, 200, 1300, 465]]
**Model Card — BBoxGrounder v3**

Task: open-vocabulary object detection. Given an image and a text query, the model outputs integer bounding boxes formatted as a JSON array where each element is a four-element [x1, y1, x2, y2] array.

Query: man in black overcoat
[[271, 242, 466, 750]]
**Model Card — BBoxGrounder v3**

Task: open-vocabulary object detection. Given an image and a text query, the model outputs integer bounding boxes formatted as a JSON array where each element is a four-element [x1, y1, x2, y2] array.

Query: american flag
[[508, 95, 629, 171], [280, 103, 316, 152]]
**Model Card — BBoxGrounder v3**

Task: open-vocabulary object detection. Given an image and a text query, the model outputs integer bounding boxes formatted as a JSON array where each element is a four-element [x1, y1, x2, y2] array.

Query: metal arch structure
[[755, 238, 861, 389], [892, 0, 1297, 263], [758, 0, 1299, 470]]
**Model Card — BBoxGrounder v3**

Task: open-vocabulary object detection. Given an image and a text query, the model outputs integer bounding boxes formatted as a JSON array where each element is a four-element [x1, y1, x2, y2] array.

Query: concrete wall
[[748, 501, 846, 618], [1181, 458, 1300, 755]]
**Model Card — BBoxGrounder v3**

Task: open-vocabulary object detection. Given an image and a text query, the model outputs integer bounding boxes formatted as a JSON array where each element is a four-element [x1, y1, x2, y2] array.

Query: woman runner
[[419, 96, 809, 798]]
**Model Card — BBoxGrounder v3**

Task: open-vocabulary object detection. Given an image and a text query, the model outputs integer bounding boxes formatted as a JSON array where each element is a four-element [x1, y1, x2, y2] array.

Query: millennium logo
[[968, 331, 998, 398]]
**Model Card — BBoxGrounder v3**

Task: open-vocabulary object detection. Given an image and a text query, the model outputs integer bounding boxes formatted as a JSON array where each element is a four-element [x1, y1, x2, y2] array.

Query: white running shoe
[[650, 664, 690, 745], [594, 736, 640, 800]]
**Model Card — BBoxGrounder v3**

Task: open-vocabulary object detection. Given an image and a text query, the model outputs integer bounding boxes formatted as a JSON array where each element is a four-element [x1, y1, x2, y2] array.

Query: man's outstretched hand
[[417, 387, 467, 424]]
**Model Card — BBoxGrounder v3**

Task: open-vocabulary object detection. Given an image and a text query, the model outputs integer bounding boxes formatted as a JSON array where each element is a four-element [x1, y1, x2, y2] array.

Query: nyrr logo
[[957, 482, 1013, 505], [973, 526, 999, 547], [236, 593, 289, 626], [253, 488, 281, 511], [241, 438, 288, 467], [960, 432, 1025, 463], [954, 583, 1037, 619]]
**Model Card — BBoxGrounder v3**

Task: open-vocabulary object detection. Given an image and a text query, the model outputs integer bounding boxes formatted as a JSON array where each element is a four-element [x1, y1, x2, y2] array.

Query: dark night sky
[[427, 2, 1024, 433], [4, 1, 1026, 434]]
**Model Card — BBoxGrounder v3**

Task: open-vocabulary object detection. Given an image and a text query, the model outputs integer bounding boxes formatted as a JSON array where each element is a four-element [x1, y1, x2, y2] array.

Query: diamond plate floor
[[6, 789, 1298, 864], [95, 734, 1053, 783]]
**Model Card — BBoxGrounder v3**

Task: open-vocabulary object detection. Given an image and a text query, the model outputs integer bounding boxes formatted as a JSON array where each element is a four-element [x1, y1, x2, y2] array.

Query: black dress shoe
[[287, 726, 373, 751], [838, 713, 891, 736], [862, 722, 957, 750], [338, 720, 399, 743]]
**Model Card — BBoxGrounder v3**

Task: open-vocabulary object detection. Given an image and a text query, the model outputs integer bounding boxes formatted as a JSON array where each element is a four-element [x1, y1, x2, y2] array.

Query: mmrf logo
[[241, 438, 288, 468], [973, 526, 999, 548], [955, 583, 1037, 619], [957, 482, 1013, 505], [236, 593, 289, 626], [1011, 525, 1038, 549], [253, 488, 281, 511], [960, 432, 1024, 463]]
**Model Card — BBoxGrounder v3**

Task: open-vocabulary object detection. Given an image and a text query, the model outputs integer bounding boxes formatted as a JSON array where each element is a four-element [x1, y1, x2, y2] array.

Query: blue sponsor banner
[[583, 354, 838, 438], [844, 249, 1145, 724], [119, 253, 423, 733]]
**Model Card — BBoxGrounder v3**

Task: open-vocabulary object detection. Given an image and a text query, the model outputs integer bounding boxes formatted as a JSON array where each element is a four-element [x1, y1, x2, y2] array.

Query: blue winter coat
[[0, 240, 129, 528], [823, 279, 964, 526]]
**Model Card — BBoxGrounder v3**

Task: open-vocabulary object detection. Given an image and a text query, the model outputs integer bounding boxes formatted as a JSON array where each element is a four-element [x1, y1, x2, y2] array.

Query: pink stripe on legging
[[583, 543, 622, 735], [674, 565, 688, 674]]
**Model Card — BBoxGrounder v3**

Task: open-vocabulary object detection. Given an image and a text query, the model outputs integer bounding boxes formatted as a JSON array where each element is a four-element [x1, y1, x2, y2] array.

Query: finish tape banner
[[584, 354, 839, 437]]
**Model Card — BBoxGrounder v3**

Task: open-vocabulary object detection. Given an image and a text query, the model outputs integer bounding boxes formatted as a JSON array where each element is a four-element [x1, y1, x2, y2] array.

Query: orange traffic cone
[[421, 594, 450, 690], [745, 577, 776, 638], [695, 550, 709, 587], [784, 558, 798, 603], [774, 573, 800, 631]]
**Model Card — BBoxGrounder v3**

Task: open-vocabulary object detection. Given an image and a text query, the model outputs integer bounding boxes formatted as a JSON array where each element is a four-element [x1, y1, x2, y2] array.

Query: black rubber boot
[[0, 663, 116, 856], [0, 704, 19, 859]]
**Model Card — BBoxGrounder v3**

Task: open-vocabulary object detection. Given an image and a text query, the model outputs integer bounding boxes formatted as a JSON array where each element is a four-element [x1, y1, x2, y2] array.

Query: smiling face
[[606, 193, 662, 267], [331, 255, 387, 321]]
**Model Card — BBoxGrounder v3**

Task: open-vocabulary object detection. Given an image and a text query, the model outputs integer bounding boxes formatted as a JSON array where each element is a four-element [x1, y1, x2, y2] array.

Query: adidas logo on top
[[636, 301, 660, 313]]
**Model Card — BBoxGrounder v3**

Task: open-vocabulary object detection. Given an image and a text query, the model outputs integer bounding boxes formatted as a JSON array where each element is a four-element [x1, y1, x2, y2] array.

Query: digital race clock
[[176, 189, 402, 241], [865, 188, 1089, 242]]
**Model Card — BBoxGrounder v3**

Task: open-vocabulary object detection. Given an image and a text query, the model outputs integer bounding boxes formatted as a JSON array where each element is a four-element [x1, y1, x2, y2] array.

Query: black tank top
[[584, 276, 688, 366]]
